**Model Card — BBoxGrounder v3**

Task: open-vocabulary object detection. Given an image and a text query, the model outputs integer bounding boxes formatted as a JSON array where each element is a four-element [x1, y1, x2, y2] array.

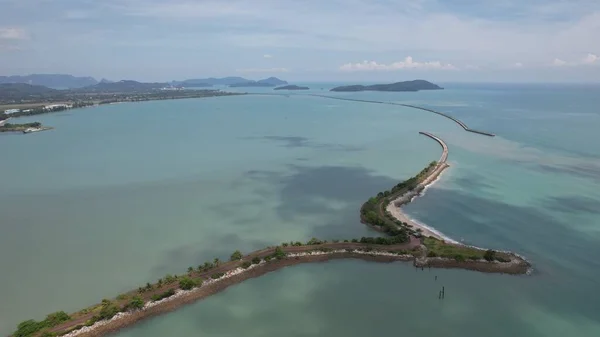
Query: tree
[[214, 258, 221, 266], [179, 276, 197, 290], [188, 266, 193, 273], [251, 257, 261, 264], [241, 261, 252, 269], [230, 250, 243, 261], [273, 246, 286, 260], [484, 249, 496, 262]]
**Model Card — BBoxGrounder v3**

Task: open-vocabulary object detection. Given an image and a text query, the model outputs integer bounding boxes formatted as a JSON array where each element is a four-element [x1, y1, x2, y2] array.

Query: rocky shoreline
[[43, 248, 529, 337]]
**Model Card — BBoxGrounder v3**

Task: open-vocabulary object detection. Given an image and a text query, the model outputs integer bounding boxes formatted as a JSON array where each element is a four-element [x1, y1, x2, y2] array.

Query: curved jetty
[[307, 94, 495, 136], [10, 132, 528, 337]]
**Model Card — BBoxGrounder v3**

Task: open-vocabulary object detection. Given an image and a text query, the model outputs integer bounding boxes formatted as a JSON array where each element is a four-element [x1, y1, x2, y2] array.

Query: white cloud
[[0, 27, 28, 40], [582, 53, 598, 64], [263, 54, 272, 58], [551, 54, 598, 67], [236, 67, 289, 73], [339, 57, 457, 72], [514, 62, 524, 68], [553, 58, 567, 66]]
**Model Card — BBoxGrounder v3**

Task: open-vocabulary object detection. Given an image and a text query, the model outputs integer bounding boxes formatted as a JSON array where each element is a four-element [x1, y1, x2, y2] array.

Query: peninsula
[[9, 132, 529, 337], [274, 85, 309, 90], [331, 80, 442, 92]]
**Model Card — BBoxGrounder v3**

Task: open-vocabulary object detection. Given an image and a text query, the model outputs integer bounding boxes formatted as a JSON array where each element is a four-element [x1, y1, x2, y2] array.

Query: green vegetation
[[164, 274, 177, 284], [0, 122, 47, 132], [13, 311, 71, 337], [211, 272, 225, 279], [126, 296, 145, 311], [230, 250, 243, 261], [179, 276, 199, 290], [241, 261, 252, 269], [423, 237, 508, 263], [273, 246, 286, 260], [251, 257, 261, 264], [151, 289, 176, 302], [199, 261, 215, 272], [96, 300, 120, 321], [360, 161, 438, 243]]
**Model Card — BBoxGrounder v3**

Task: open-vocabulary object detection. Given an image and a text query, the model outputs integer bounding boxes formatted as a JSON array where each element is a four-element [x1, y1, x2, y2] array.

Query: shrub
[[351, 239, 358, 243], [187, 266, 194, 273], [164, 274, 176, 284], [251, 257, 261, 264], [145, 282, 153, 290], [85, 319, 96, 327], [484, 249, 496, 262], [14, 320, 43, 337], [151, 289, 176, 302], [427, 251, 438, 257], [98, 303, 120, 320], [116, 294, 128, 301], [306, 238, 323, 245], [454, 254, 466, 262], [241, 261, 252, 269], [293, 241, 303, 246], [128, 296, 145, 310], [230, 250, 243, 261], [264, 255, 272, 262], [211, 272, 225, 279], [179, 276, 197, 290], [44, 311, 70, 327], [282, 242, 289, 247], [343, 239, 349, 243]]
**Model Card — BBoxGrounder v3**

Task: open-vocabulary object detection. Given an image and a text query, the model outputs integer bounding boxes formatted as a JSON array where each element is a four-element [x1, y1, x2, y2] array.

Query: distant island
[[274, 85, 309, 90], [331, 80, 442, 92], [229, 77, 288, 87], [0, 121, 51, 133]]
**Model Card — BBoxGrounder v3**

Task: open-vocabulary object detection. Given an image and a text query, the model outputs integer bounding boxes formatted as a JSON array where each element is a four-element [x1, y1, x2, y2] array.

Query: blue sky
[[0, 0, 599, 82]]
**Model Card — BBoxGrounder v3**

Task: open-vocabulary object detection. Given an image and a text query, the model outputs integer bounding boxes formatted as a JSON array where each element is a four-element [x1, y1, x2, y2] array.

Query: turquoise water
[[1, 83, 599, 336]]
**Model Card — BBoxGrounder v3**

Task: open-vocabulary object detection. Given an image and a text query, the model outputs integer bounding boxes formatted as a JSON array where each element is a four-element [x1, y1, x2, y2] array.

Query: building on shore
[[4, 109, 20, 115], [44, 104, 73, 110]]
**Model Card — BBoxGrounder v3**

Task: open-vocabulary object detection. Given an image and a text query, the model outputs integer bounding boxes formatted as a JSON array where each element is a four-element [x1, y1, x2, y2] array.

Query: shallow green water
[[1, 84, 599, 336]]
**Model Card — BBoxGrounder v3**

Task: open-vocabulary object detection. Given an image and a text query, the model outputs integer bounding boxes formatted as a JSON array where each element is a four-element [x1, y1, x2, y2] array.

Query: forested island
[[331, 80, 442, 92], [0, 122, 51, 133], [274, 85, 309, 90]]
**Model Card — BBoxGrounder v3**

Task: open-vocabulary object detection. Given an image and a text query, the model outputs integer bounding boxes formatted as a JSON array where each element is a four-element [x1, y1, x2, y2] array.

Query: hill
[[78, 80, 167, 93], [257, 77, 288, 86], [0, 83, 59, 100], [174, 77, 249, 86], [0, 74, 98, 89], [331, 80, 442, 92], [229, 77, 288, 87]]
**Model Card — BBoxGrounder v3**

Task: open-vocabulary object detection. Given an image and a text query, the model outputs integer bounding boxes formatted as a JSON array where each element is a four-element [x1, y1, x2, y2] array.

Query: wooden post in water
[[439, 290, 442, 299], [442, 286, 445, 299]]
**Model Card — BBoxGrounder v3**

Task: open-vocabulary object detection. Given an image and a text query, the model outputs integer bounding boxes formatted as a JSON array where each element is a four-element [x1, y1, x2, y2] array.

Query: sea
[[1, 83, 599, 337]]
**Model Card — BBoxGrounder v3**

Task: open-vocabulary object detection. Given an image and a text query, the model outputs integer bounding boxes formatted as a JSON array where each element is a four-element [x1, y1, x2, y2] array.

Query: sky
[[0, 0, 599, 82]]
